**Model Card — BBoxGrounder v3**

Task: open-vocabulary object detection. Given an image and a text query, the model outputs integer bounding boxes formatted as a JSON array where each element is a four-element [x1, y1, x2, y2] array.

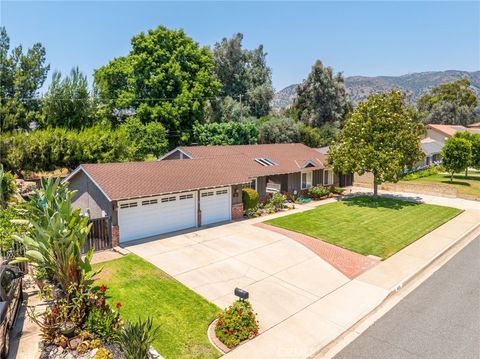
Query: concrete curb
[[310, 220, 480, 359]]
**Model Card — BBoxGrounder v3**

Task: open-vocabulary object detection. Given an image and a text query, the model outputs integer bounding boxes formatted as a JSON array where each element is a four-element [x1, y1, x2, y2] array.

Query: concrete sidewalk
[[350, 186, 480, 211], [223, 208, 480, 359]]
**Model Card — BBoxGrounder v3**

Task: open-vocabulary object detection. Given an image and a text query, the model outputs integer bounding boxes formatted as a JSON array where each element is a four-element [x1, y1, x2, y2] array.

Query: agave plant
[[11, 177, 98, 293], [116, 317, 159, 359]]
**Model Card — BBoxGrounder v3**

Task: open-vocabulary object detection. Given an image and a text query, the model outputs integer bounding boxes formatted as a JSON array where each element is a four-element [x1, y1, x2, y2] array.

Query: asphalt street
[[335, 236, 480, 359]]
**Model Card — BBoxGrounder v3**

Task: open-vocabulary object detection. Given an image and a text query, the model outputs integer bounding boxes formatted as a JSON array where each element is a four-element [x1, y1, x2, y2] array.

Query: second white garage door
[[118, 191, 197, 243], [200, 187, 231, 226]]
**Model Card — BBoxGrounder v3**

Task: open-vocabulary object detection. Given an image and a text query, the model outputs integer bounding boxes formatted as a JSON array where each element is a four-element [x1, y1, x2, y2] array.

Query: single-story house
[[415, 124, 480, 168], [65, 143, 340, 244]]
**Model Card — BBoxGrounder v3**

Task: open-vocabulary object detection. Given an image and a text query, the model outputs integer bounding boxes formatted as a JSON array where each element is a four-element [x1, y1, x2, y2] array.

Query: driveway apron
[[126, 220, 350, 332]]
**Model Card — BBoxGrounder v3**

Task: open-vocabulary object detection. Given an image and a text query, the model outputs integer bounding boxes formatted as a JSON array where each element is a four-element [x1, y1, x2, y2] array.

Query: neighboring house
[[419, 137, 443, 166], [415, 124, 480, 168], [65, 143, 338, 244]]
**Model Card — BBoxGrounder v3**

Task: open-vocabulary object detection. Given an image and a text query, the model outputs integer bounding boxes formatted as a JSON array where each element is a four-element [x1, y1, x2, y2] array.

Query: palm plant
[[12, 177, 97, 293]]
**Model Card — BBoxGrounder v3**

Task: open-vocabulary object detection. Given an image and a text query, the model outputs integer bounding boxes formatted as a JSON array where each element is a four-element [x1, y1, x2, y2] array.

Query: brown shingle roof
[[75, 143, 326, 201]]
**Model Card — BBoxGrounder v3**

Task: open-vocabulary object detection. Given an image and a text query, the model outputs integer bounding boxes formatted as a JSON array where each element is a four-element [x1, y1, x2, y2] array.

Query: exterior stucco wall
[[426, 128, 449, 144], [68, 171, 112, 219]]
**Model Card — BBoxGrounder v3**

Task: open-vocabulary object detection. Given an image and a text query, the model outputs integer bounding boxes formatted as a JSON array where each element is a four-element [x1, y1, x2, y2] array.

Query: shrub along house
[[65, 143, 338, 244]]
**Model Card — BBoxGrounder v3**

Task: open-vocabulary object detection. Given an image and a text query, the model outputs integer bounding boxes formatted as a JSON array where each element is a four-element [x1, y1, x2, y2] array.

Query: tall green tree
[[329, 91, 424, 195], [293, 60, 351, 128], [121, 117, 168, 160], [0, 27, 50, 131], [259, 117, 300, 144], [452, 131, 480, 174], [192, 121, 258, 145], [417, 79, 479, 125], [441, 137, 472, 180], [41, 67, 94, 129], [94, 26, 220, 146], [212, 33, 274, 120]]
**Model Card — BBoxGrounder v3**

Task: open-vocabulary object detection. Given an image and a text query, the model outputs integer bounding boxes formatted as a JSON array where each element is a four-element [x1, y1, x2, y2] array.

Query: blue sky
[[1, 1, 479, 91]]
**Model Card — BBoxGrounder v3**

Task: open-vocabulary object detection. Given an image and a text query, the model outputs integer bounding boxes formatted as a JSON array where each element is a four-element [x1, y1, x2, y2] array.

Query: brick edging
[[207, 319, 231, 354]]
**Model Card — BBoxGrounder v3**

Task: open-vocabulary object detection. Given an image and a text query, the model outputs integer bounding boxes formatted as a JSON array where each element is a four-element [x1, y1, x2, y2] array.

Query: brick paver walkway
[[255, 223, 379, 279]]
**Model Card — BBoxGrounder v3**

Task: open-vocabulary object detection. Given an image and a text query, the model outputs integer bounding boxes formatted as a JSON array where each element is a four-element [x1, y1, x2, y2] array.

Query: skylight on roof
[[254, 158, 277, 166]]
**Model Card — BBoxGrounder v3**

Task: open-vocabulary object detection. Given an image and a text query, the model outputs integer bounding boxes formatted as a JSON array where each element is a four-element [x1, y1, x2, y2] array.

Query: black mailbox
[[234, 287, 249, 300]]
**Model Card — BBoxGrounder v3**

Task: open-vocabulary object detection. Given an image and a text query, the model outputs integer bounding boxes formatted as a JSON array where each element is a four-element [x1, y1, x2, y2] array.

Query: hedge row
[[0, 126, 133, 174]]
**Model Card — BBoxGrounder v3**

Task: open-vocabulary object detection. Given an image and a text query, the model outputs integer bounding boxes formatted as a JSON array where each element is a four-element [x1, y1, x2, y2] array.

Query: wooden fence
[[83, 217, 112, 253]]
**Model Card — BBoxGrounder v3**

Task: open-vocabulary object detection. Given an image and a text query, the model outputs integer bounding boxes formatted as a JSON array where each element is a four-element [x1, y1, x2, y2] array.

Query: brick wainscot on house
[[65, 143, 342, 245]]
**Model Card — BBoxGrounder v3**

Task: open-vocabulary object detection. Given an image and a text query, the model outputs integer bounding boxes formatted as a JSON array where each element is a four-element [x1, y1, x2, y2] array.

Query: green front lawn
[[94, 254, 220, 359], [403, 172, 480, 198], [265, 196, 461, 259]]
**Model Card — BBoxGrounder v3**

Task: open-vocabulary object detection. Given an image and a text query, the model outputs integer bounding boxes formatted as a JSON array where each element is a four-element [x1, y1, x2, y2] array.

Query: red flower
[[97, 297, 104, 306], [116, 302, 122, 309], [51, 305, 57, 316], [99, 284, 107, 293]]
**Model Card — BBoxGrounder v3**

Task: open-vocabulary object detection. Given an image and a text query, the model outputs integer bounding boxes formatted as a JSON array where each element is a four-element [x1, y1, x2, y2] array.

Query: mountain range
[[271, 70, 480, 110]]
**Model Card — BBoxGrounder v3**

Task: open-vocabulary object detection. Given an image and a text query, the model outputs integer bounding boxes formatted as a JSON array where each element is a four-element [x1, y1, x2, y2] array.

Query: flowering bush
[[215, 300, 259, 348], [84, 285, 123, 341]]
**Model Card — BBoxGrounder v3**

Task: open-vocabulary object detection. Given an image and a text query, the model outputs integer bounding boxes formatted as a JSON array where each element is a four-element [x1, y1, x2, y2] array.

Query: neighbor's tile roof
[[427, 124, 480, 136], [426, 124, 467, 137], [77, 143, 326, 201]]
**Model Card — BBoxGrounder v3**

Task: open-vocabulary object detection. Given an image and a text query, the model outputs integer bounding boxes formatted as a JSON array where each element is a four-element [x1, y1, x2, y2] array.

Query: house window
[[323, 170, 333, 185], [301, 172, 313, 189], [249, 178, 257, 191]]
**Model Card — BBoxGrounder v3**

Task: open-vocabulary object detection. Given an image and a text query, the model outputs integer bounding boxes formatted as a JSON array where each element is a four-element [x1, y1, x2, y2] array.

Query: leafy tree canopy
[[452, 131, 480, 172], [0, 26, 50, 131], [192, 121, 259, 145], [328, 90, 424, 195], [41, 67, 94, 129], [300, 123, 339, 148], [259, 117, 300, 144], [94, 26, 221, 146], [441, 136, 472, 180], [293, 60, 351, 128], [417, 79, 479, 125], [212, 33, 274, 119], [121, 117, 168, 160]]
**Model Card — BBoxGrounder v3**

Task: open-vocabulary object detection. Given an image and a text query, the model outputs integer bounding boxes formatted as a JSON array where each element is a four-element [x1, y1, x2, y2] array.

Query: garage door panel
[[200, 187, 231, 226], [118, 192, 196, 243]]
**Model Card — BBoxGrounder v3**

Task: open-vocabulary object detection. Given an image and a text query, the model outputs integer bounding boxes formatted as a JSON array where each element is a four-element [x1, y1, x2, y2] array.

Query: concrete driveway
[[126, 217, 350, 331]]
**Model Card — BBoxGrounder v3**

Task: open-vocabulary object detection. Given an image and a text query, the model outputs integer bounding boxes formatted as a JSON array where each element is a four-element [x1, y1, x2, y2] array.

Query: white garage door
[[118, 191, 197, 243], [200, 187, 231, 226]]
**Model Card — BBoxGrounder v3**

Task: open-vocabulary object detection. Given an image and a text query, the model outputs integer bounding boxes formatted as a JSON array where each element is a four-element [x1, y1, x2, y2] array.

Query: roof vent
[[254, 158, 277, 166]]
